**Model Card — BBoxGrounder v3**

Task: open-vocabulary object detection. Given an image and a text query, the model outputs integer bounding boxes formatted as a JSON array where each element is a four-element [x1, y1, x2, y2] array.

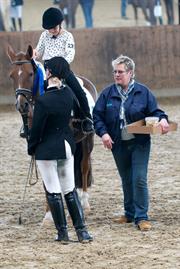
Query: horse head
[[7, 45, 35, 114], [7, 45, 37, 138]]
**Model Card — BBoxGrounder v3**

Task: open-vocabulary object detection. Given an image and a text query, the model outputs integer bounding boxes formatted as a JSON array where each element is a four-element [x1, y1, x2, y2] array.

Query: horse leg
[[81, 155, 90, 207], [80, 134, 94, 212], [132, 5, 138, 25], [41, 184, 53, 226], [141, 1, 150, 25], [42, 204, 53, 226], [68, 0, 79, 28], [148, 0, 156, 26], [59, 1, 69, 28], [81, 152, 91, 212]]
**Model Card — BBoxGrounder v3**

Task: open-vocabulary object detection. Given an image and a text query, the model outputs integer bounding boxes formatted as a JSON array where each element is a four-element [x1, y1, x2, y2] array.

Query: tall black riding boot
[[65, 189, 93, 243], [47, 192, 69, 243]]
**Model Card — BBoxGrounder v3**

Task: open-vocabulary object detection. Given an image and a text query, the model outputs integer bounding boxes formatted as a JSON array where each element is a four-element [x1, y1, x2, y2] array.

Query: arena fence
[[1, 25, 180, 104]]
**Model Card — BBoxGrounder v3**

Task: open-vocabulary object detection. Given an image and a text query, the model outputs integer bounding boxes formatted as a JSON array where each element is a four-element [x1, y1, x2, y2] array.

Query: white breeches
[[36, 141, 75, 195]]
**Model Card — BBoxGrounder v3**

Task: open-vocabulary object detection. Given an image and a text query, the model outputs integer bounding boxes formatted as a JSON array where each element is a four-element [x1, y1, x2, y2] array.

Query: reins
[[28, 155, 39, 186], [16, 89, 34, 106], [18, 156, 39, 225], [15, 88, 34, 140], [11, 58, 40, 224]]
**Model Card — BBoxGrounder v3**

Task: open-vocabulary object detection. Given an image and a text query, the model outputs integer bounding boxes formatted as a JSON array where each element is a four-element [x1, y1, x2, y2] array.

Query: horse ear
[[26, 45, 33, 59], [7, 45, 16, 63]]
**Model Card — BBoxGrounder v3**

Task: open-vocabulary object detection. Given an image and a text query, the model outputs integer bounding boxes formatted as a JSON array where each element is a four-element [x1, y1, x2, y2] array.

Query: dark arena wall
[[1, 25, 180, 103]]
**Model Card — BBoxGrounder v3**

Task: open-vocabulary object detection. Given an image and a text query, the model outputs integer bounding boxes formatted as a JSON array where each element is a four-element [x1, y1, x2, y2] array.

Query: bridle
[[12, 59, 35, 106], [15, 88, 33, 112], [11, 59, 36, 139]]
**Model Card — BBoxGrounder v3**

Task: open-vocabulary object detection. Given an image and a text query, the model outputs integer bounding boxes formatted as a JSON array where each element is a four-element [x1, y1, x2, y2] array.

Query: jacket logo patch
[[106, 103, 113, 107]]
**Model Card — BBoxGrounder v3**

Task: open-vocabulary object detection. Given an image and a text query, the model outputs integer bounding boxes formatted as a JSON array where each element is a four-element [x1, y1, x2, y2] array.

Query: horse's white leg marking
[[75, 188, 90, 212], [81, 191, 90, 212], [41, 210, 53, 226], [77, 188, 83, 203]]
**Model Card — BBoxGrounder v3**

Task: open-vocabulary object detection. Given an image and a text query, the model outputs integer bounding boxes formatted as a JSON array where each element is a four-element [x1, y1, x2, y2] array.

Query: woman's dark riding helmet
[[45, 56, 70, 80], [42, 7, 64, 29]]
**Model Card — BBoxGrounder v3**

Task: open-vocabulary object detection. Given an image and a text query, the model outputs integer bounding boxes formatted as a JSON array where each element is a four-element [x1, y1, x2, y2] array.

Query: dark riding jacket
[[28, 85, 76, 160], [93, 81, 168, 147]]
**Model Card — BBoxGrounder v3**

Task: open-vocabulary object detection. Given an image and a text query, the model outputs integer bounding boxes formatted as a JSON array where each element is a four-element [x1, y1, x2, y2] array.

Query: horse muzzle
[[15, 88, 32, 114]]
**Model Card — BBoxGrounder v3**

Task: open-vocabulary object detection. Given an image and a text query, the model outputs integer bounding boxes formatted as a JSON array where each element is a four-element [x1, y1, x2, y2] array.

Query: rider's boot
[[47, 192, 69, 243], [64, 188, 93, 243]]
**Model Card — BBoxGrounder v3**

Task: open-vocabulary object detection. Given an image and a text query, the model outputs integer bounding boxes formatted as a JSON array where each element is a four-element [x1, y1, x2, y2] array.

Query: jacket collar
[[111, 81, 141, 98], [45, 86, 59, 93]]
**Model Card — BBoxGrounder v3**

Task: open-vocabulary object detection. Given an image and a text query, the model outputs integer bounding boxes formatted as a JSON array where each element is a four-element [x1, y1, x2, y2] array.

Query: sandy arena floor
[[0, 99, 179, 269]]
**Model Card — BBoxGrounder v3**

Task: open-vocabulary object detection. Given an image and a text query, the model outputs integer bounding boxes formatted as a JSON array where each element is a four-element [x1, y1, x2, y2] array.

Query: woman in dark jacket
[[93, 55, 169, 231], [28, 56, 93, 243]]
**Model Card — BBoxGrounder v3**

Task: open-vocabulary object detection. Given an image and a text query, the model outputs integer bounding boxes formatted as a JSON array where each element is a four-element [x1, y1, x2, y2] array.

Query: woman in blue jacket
[[93, 55, 169, 231]]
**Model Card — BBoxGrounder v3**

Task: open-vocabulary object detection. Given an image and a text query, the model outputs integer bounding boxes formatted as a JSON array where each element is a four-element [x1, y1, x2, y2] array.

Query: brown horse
[[7, 44, 97, 222]]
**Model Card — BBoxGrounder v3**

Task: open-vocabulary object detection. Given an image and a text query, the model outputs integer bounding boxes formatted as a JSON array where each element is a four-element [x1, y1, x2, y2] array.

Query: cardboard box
[[127, 119, 178, 135]]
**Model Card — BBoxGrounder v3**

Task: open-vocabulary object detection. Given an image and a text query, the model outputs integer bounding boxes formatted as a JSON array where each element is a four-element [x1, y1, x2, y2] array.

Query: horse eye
[[29, 72, 33, 77]]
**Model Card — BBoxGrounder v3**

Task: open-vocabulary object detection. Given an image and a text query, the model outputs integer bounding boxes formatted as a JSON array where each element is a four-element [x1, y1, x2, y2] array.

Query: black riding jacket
[[28, 85, 76, 160]]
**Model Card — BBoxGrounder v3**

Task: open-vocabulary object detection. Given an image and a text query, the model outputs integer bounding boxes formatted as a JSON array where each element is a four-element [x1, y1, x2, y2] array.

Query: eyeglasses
[[113, 70, 128, 75]]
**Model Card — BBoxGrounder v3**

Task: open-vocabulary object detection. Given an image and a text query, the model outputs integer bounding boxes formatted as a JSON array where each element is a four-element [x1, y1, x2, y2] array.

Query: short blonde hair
[[48, 77, 62, 88], [112, 55, 135, 79]]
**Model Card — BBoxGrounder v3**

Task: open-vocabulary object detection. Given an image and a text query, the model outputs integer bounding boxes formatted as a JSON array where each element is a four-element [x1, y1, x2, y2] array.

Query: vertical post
[[179, 0, 180, 24], [0, 0, 6, 31]]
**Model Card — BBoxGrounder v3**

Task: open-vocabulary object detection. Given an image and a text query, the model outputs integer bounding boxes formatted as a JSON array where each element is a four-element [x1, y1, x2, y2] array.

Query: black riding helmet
[[42, 7, 64, 29], [46, 56, 70, 80]]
